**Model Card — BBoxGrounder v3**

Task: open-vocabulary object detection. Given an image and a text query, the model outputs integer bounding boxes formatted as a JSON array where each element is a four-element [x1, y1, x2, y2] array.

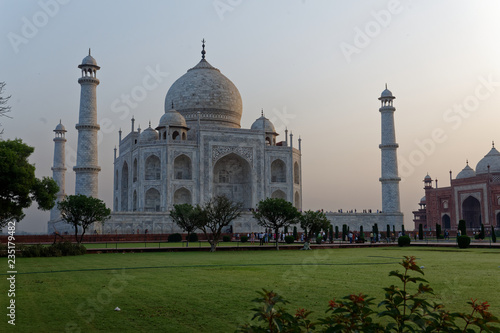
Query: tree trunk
[[186, 232, 190, 248], [210, 240, 217, 252], [74, 225, 79, 244], [275, 228, 279, 250]]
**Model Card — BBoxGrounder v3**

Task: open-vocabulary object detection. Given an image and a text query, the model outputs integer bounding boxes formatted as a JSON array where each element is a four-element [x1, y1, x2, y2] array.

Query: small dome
[[251, 114, 277, 134], [54, 121, 66, 132], [381, 88, 393, 98], [476, 146, 500, 174], [424, 174, 432, 181], [82, 54, 97, 66], [420, 196, 426, 204], [139, 125, 158, 142], [456, 163, 476, 179], [158, 107, 187, 128]]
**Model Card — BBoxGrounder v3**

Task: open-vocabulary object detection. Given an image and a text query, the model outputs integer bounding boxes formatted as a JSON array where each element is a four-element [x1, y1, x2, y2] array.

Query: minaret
[[379, 85, 401, 213], [49, 120, 67, 222], [74, 49, 101, 197]]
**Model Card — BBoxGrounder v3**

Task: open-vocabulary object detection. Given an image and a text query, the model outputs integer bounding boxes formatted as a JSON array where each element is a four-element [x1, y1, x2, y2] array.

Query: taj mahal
[[47, 42, 403, 235]]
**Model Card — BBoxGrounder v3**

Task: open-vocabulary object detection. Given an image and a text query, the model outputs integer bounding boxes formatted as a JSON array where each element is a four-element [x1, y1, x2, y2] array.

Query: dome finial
[[385, 83, 387, 89], [466, 159, 469, 165], [89, 48, 91, 56], [261, 108, 264, 117], [493, 140, 495, 148], [201, 38, 206, 59]]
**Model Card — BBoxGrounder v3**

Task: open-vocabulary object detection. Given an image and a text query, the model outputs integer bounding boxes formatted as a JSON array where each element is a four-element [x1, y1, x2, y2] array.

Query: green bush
[[167, 233, 182, 243], [457, 235, 471, 249], [18, 242, 85, 257], [187, 233, 198, 242], [222, 235, 231, 242], [492, 226, 497, 243], [419, 224, 424, 240], [284, 235, 294, 244], [293, 226, 298, 240], [398, 235, 411, 247], [240, 235, 248, 243], [458, 219, 467, 236], [316, 235, 322, 244]]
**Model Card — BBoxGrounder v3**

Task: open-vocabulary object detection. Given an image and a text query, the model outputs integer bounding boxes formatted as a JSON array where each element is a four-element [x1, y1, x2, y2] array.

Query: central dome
[[164, 58, 242, 128]]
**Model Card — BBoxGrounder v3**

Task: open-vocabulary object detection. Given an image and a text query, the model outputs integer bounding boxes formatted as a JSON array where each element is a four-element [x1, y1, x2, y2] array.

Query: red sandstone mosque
[[413, 142, 500, 234]]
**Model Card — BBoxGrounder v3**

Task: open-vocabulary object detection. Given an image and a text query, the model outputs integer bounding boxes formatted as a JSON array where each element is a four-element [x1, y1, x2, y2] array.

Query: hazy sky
[[3, 0, 500, 233]]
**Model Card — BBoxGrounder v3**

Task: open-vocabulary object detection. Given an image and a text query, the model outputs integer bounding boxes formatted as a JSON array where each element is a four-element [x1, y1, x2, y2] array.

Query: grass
[[1, 246, 499, 332]]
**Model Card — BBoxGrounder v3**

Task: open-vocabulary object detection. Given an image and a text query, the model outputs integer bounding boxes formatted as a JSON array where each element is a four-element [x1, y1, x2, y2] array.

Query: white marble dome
[[54, 121, 66, 132], [420, 196, 426, 204], [476, 146, 500, 174], [251, 114, 277, 134], [164, 58, 242, 128], [140, 125, 158, 142], [456, 163, 476, 179], [158, 107, 187, 128]]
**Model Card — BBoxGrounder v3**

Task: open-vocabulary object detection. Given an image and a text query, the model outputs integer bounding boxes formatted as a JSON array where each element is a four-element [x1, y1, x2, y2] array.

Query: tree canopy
[[299, 210, 330, 242], [58, 194, 111, 243], [253, 198, 300, 250], [198, 195, 242, 252], [170, 203, 203, 247], [0, 139, 58, 227]]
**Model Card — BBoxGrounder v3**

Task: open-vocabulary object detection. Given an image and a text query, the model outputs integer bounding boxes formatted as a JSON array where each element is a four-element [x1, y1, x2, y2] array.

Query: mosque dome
[[424, 174, 432, 181], [82, 55, 97, 66], [456, 162, 476, 179], [475, 145, 500, 174], [420, 196, 426, 204], [164, 43, 242, 128], [381, 88, 393, 98], [251, 114, 277, 134], [139, 125, 159, 142], [158, 106, 187, 129]]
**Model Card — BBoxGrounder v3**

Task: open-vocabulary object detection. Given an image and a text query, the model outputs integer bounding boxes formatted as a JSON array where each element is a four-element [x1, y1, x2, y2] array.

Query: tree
[[436, 223, 442, 239], [478, 223, 485, 240], [253, 198, 300, 250], [335, 225, 339, 239], [419, 224, 424, 240], [58, 194, 111, 244], [170, 203, 202, 247], [293, 226, 298, 240], [0, 139, 58, 227], [0, 82, 12, 135], [198, 195, 242, 252], [492, 226, 497, 243], [299, 210, 329, 242]]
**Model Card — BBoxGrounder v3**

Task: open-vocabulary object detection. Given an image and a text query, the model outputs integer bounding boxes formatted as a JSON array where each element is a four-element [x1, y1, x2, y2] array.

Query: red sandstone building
[[413, 144, 500, 234]]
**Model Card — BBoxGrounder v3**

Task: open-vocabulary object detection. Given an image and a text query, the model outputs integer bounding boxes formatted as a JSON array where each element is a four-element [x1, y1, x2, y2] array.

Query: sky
[[3, 0, 500, 234]]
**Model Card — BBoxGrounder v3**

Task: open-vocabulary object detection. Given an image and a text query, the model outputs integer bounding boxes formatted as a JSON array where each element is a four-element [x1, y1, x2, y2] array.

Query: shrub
[[457, 235, 471, 249], [293, 226, 298, 240], [18, 242, 85, 257], [284, 235, 294, 244], [167, 233, 182, 243], [419, 224, 424, 240], [187, 233, 198, 242], [316, 235, 322, 244], [240, 235, 248, 243], [334, 226, 339, 239], [222, 235, 231, 242], [436, 223, 442, 239], [398, 235, 411, 247], [237, 256, 500, 332], [492, 226, 497, 243], [458, 219, 467, 236]]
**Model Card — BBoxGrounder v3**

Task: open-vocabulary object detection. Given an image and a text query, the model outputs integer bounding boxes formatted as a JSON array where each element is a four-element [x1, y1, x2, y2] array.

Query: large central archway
[[213, 153, 252, 208], [462, 196, 481, 229]]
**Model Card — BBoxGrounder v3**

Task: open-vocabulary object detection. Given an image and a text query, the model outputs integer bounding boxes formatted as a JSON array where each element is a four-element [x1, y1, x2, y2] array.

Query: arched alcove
[[442, 214, 451, 230], [121, 162, 129, 211], [271, 189, 286, 200], [145, 155, 161, 180], [133, 158, 138, 182], [174, 187, 192, 205], [294, 162, 300, 185], [213, 153, 252, 208], [145, 188, 160, 212], [294, 191, 300, 210], [271, 159, 286, 183], [174, 154, 192, 180], [462, 196, 481, 229]]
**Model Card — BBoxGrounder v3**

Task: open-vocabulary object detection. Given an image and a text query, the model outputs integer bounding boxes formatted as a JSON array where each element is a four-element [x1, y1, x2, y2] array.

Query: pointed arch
[[462, 196, 481, 229], [294, 191, 300, 210], [271, 159, 286, 183], [145, 188, 160, 212], [133, 190, 137, 211], [271, 189, 286, 200], [442, 214, 451, 230], [174, 187, 192, 205], [174, 154, 192, 180], [145, 155, 161, 180], [294, 162, 300, 185], [213, 153, 252, 208], [121, 161, 129, 211]]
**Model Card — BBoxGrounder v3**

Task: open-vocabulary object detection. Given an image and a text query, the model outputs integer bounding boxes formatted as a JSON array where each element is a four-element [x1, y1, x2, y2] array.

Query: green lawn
[[1, 247, 499, 332]]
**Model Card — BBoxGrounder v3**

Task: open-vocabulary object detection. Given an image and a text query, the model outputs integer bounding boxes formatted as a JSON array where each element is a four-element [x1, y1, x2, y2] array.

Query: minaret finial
[[261, 108, 264, 117], [89, 48, 91, 56], [201, 38, 206, 59], [385, 83, 387, 89]]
